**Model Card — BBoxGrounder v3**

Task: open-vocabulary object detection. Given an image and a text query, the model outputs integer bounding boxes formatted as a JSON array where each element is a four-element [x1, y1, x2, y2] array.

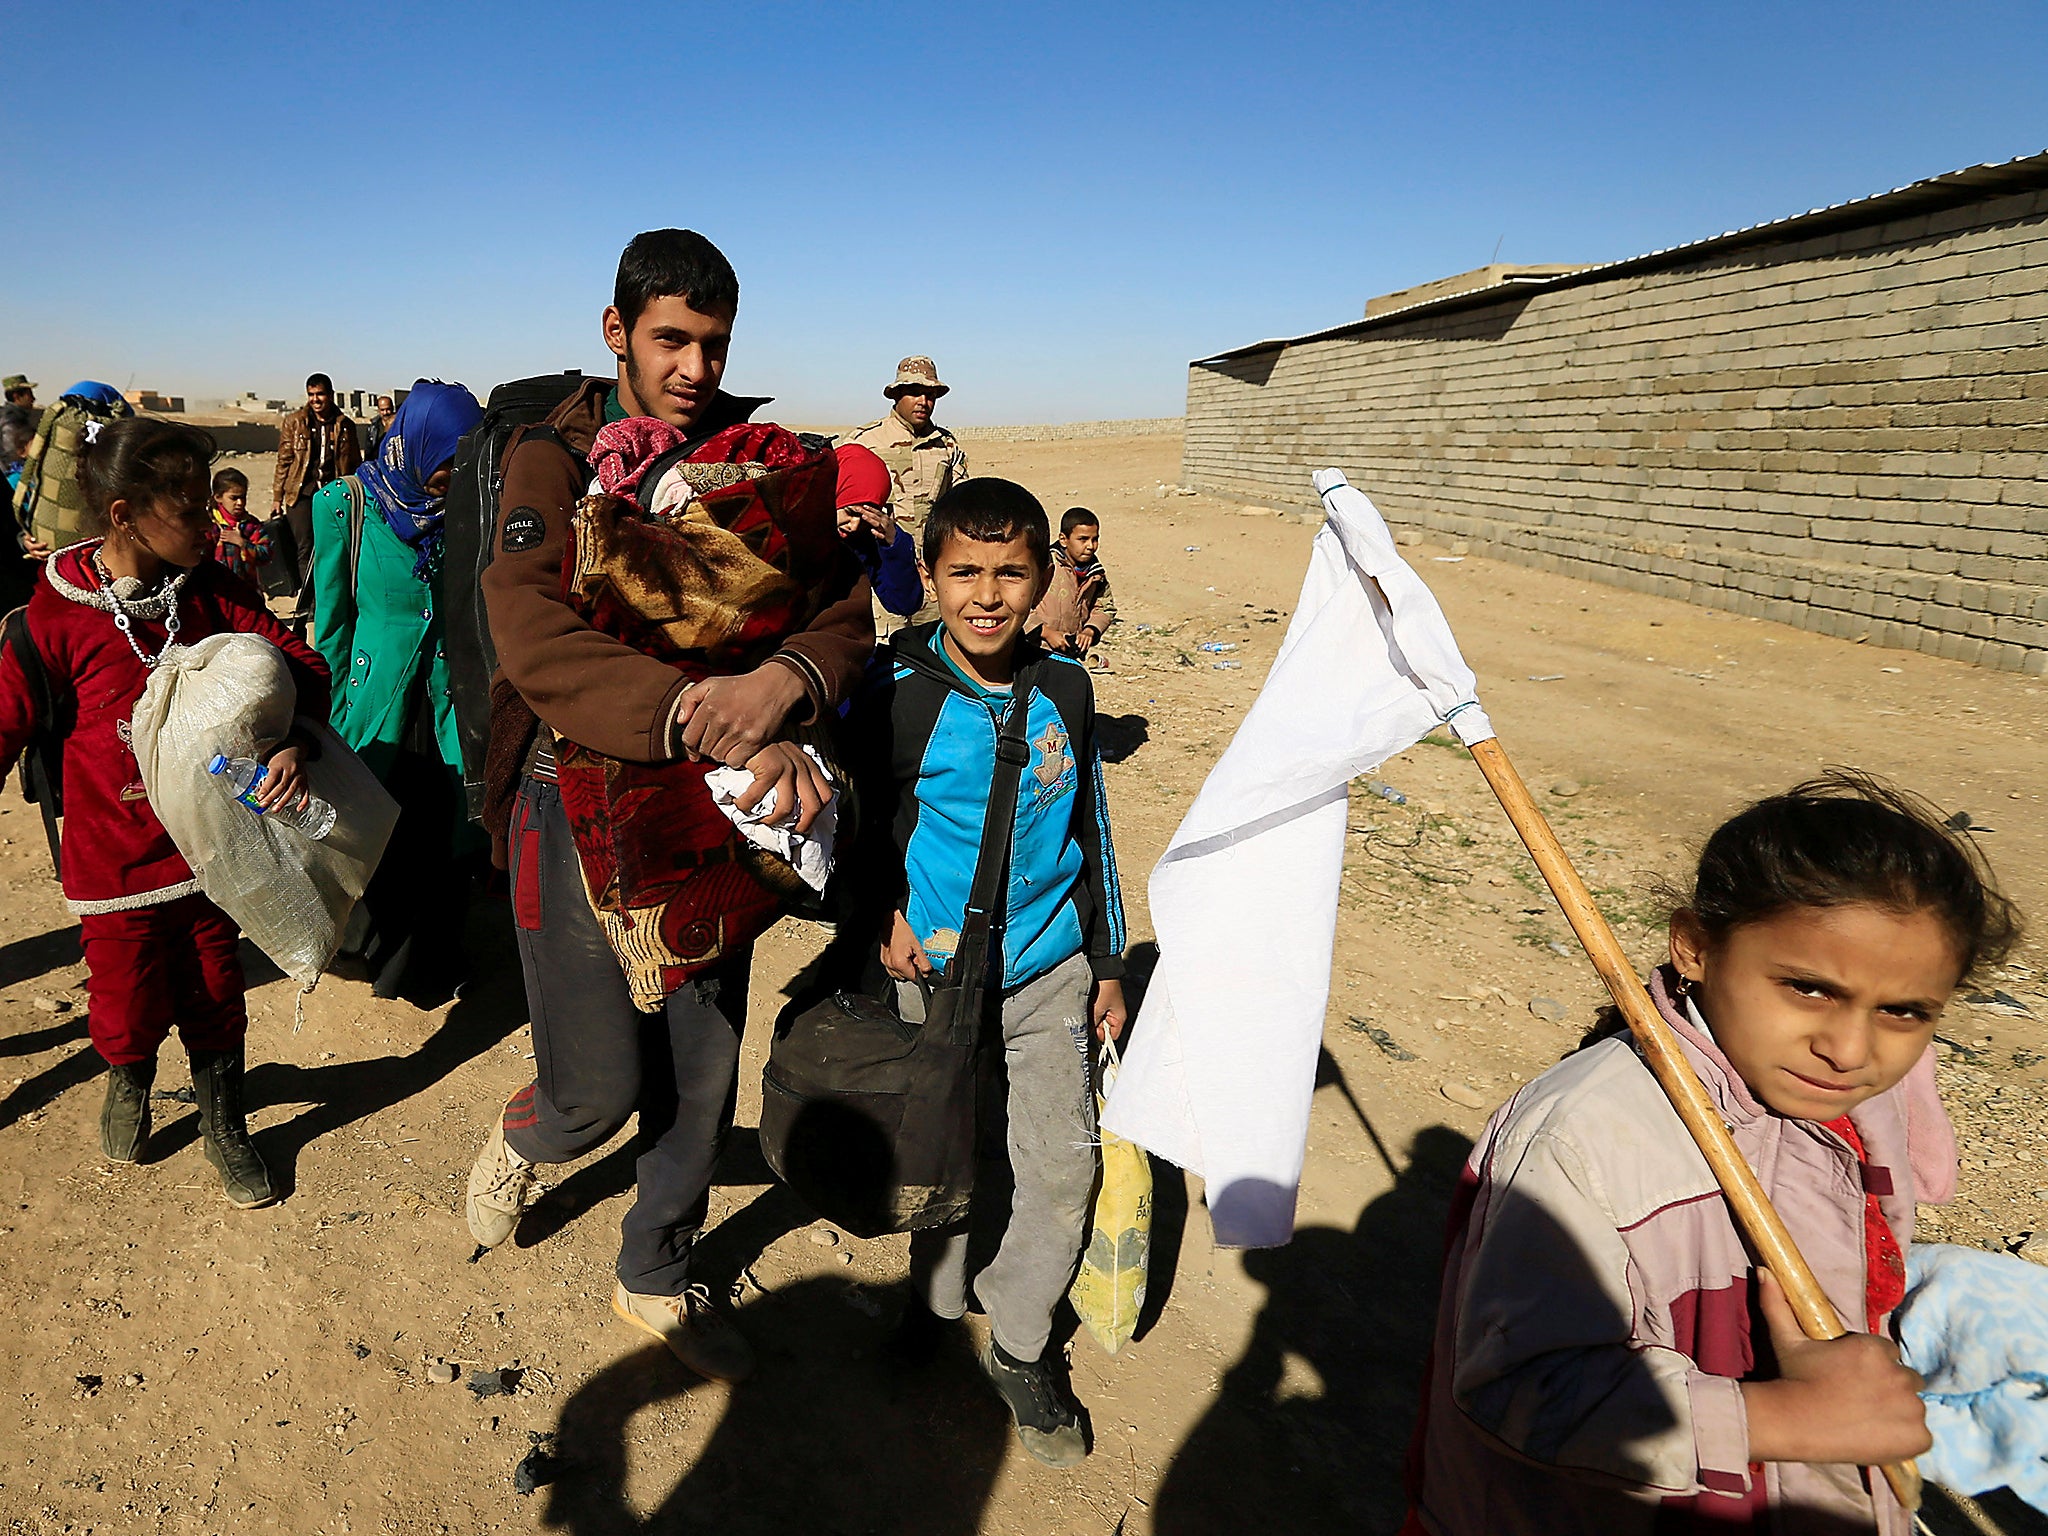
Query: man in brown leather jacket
[[271, 373, 361, 617], [463, 229, 873, 1383]]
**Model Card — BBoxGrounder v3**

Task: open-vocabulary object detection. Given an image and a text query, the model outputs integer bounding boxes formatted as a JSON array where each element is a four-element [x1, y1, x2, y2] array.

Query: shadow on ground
[[0, 921, 78, 989], [0, 922, 95, 1132], [544, 1265, 1008, 1535], [0, 1033, 99, 1134], [195, 899, 530, 1192], [1149, 1117, 1473, 1534], [1095, 712, 1150, 764]]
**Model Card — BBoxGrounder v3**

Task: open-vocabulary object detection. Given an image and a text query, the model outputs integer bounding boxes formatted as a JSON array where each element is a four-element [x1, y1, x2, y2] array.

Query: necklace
[[91, 548, 183, 668]]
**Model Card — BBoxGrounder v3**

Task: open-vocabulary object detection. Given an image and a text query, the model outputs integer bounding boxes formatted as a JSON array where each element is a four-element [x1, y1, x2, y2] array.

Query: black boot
[[99, 1059, 155, 1162], [189, 1048, 277, 1209]]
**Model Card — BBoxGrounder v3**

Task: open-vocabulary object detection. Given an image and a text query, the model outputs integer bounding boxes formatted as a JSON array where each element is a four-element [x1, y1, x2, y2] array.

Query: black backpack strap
[[2, 605, 63, 876], [941, 660, 1041, 1041]]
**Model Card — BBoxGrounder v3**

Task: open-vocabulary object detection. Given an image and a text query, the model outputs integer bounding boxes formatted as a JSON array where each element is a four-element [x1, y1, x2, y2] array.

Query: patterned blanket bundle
[[556, 420, 848, 1007]]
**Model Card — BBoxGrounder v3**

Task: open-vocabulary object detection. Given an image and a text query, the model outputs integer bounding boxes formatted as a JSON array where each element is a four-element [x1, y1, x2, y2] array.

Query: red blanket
[[554, 422, 844, 1007]]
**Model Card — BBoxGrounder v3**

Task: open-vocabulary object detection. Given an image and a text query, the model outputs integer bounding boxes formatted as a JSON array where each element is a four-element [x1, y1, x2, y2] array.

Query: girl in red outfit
[[0, 419, 331, 1208]]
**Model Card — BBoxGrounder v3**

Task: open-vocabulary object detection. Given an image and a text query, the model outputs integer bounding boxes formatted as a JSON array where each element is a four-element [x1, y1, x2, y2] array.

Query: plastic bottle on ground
[[206, 753, 337, 840]]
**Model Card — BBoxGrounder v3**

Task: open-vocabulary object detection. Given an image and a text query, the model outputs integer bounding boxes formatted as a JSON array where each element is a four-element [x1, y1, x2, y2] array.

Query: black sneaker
[[980, 1337, 1087, 1467]]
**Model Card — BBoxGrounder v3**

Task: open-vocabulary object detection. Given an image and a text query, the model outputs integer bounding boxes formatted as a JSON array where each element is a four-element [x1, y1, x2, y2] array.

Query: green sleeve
[[308, 479, 356, 717]]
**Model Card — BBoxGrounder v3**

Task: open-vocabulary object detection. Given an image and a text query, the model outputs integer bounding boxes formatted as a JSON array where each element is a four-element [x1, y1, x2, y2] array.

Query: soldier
[[846, 356, 969, 530]]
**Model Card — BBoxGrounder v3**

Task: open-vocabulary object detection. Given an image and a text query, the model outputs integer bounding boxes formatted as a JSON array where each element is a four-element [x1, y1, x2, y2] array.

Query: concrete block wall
[[1183, 185, 2048, 673]]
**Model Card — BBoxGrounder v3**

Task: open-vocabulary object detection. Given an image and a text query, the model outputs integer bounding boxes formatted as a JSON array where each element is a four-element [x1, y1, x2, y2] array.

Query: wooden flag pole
[[1463, 736, 1922, 1513]]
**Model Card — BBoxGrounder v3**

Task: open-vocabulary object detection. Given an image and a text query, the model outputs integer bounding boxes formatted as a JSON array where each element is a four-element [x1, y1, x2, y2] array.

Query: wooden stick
[[1463, 736, 1922, 1513]]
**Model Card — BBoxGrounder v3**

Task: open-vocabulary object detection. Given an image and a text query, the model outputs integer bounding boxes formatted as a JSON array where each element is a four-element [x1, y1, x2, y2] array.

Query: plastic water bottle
[[206, 753, 337, 840]]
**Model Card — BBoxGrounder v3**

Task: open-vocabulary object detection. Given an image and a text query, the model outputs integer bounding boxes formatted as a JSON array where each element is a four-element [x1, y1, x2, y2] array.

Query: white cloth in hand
[[705, 746, 837, 893]]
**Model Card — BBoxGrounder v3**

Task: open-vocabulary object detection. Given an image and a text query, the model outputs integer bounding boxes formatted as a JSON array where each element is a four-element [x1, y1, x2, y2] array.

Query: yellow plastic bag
[[1069, 1040, 1151, 1354]]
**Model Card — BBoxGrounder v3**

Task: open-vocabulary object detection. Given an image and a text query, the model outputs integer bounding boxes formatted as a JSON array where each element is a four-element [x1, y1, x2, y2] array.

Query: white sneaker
[[612, 1282, 756, 1382], [464, 1113, 542, 1249]]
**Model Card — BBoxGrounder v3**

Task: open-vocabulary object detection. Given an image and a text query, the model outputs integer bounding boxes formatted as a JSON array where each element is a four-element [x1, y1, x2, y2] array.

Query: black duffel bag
[[759, 666, 1036, 1238]]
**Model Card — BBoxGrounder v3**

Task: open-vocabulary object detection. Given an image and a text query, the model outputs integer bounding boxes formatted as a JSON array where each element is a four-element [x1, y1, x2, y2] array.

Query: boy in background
[[1029, 506, 1116, 662], [860, 477, 1127, 1467]]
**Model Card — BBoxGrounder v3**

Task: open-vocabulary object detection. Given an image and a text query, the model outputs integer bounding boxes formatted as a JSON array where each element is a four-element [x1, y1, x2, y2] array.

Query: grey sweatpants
[[903, 951, 1098, 1363]]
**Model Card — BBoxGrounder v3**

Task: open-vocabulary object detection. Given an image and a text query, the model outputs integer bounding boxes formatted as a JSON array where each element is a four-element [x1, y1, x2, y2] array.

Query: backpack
[[13, 394, 131, 552], [1, 605, 72, 875], [441, 370, 596, 820]]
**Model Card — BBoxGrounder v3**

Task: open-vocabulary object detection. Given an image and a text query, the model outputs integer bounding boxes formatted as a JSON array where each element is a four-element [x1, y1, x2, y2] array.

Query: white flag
[[1102, 470, 1495, 1248]]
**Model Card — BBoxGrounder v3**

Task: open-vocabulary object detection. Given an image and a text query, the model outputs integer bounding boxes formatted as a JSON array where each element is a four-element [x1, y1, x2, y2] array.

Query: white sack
[[130, 633, 399, 989], [1102, 470, 1495, 1248]]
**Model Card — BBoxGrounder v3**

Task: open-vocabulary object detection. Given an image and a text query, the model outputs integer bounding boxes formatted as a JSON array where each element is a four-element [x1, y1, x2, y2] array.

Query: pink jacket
[[1408, 967, 1955, 1536]]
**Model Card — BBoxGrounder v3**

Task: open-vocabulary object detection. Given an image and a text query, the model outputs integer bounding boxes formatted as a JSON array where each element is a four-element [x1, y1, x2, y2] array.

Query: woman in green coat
[[311, 380, 484, 1003]]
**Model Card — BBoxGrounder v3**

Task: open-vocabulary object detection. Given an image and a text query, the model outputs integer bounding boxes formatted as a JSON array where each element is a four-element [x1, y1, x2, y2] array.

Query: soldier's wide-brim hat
[[884, 356, 949, 400], [2, 375, 34, 393]]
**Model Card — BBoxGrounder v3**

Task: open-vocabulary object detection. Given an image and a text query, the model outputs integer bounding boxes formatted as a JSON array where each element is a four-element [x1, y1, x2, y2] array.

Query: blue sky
[[5, 2, 2044, 424]]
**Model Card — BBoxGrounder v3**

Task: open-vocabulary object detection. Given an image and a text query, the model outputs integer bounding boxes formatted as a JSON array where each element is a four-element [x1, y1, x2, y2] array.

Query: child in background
[[1028, 506, 1116, 662], [1408, 772, 2018, 1535], [207, 466, 269, 583], [0, 418, 331, 1209], [833, 443, 923, 625], [856, 477, 1127, 1468]]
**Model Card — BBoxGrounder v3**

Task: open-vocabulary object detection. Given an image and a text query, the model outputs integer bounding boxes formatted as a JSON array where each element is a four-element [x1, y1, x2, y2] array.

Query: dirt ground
[[1, 433, 2043, 1535]]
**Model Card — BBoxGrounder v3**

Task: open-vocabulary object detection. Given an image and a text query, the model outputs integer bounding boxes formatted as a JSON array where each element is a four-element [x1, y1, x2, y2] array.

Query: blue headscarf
[[60, 382, 131, 413], [356, 379, 484, 580]]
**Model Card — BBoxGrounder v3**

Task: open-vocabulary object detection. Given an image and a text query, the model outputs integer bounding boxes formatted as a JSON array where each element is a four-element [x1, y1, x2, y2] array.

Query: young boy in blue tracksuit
[[852, 476, 1127, 1468]]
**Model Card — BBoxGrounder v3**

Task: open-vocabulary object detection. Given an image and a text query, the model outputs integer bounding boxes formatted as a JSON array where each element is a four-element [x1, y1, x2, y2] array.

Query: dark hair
[[1678, 768, 2021, 986], [1060, 506, 1100, 535], [80, 417, 217, 530], [210, 466, 248, 495], [306, 373, 333, 391], [614, 229, 740, 331], [922, 477, 1050, 570]]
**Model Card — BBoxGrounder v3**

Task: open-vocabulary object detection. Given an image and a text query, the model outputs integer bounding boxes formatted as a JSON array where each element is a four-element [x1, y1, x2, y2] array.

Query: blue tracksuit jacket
[[850, 622, 1126, 990]]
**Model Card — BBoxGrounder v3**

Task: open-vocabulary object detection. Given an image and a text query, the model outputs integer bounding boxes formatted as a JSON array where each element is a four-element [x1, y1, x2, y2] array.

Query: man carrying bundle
[[462, 229, 874, 1381]]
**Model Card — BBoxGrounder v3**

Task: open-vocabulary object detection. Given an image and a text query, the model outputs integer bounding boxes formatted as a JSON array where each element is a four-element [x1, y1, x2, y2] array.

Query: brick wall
[[1183, 183, 2048, 673]]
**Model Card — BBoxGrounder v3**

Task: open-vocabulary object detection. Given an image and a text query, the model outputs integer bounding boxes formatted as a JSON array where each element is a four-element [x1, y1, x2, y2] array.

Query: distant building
[[220, 386, 407, 418], [340, 387, 409, 419], [124, 390, 185, 414]]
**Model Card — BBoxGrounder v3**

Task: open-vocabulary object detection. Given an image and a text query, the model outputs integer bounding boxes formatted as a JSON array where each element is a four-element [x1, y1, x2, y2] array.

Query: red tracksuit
[[0, 544, 331, 1065]]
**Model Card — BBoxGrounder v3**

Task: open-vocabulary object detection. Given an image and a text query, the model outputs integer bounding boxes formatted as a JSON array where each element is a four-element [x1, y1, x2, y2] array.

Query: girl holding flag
[[1406, 772, 2019, 1535]]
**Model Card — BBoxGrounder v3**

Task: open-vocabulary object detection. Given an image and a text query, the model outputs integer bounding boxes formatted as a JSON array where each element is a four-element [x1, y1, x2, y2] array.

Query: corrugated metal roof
[[1193, 148, 2048, 365]]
